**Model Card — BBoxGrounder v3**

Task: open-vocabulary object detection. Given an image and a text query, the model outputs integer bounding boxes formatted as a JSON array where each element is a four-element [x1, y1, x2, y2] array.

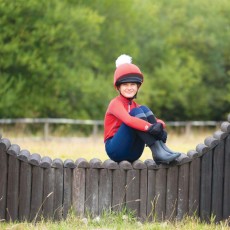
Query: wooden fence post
[[211, 131, 226, 222], [85, 158, 102, 217], [72, 158, 89, 217], [187, 150, 201, 217], [18, 150, 32, 221], [126, 167, 140, 216], [63, 159, 75, 219], [0, 138, 10, 221], [145, 159, 157, 221], [98, 160, 118, 215], [6, 144, 20, 221], [133, 160, 147, 220], [199, 145, 213, 222], [176, 154, 190, 220], [112, 163, 126, 212], [52, 158, 64, 221], [165, 165, 178, 220], [42, 157, 55, 220], [29, 153, 43, 222], [223, 135, 230, 219], [155, 165, 167, 221], [222, 120, 230, 219]]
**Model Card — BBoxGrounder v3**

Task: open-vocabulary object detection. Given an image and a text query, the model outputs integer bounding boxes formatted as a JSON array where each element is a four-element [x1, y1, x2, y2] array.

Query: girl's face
[[118, 82, 139, 98]]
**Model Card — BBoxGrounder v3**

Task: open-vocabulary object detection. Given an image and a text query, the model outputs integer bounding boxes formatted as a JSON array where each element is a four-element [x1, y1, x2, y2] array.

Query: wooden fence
[[0, 115, 229, 223]]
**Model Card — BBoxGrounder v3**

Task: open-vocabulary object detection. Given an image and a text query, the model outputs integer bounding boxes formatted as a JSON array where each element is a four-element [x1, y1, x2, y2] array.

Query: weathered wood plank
[[212, 140, 225, 222], [204, 136, 219, 149], [200, 150, 213, 222], [6, 155, 20, 221], [64, 159, 76, 169], [155, 167, 167, 221], [0, 139, 9, 220], [40, 156, 52, 168], [53, 164, 64, 221], [139, 168, 147, 220], [85, 168, 99, 217], [30, 166, 44, 222], [18, 149, 30, 162], [72, 168, 86, 217], [221, 121, 230, 133], [196, 143, 209, 156], [189, 157, 201, 216], [99, 169, 112, 215], [63, 167, 73, 219], [19, 162, 32, 221], [112, 169, 126, 212], [165, 166, 178, 220], [75, 158, 90, 168], [147, 169, 156, 221], [177, 163, 189, 220], [102, 159, 119, 170], [29, 153, 41, 166], [223, 135, 230, 219], [43, 168, 55, 220], [126, 169, 140, 216]]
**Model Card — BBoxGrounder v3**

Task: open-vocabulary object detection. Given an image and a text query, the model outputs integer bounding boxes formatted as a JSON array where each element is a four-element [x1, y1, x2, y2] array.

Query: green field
[[5, 129, 216, 162]]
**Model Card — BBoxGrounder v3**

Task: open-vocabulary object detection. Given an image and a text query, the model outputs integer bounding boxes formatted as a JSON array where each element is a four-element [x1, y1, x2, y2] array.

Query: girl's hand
[[147, 122, 163, 136], [156, 119, 166, 128]]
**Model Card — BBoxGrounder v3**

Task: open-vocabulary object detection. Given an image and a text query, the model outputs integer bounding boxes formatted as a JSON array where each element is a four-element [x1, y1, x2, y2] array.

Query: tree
[[134, 0, 230, 120], [0, 0, 104, 118], [0, 0, 229, 121]]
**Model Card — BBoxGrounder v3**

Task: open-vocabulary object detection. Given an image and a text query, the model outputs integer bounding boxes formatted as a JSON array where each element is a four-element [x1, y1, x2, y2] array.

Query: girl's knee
[[139, 105, 149, 109], [129, 107, 144, 116], [139, 105, 155, 116], [139, 105, 151, 112], [130, 108, 148, 120]]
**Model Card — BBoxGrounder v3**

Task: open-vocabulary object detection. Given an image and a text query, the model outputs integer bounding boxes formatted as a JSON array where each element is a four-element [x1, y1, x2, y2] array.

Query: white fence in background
[[0, 118, 221, 140]]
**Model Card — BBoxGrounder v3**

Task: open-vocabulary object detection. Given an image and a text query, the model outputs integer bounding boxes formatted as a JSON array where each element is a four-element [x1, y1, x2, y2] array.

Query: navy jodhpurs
[[105, 105, 155, 162]]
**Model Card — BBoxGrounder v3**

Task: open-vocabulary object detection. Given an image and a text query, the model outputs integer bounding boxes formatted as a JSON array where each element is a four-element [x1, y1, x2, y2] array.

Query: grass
[[4, 128, 217, 162], [0, 209, 229, 230]]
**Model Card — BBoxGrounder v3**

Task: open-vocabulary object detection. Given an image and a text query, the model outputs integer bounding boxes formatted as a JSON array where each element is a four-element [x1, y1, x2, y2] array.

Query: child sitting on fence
[[104, 54, 181, 164]]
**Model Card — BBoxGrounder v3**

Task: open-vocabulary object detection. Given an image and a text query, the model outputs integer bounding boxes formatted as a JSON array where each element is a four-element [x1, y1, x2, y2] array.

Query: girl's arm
[[108, 100, 152, 131]]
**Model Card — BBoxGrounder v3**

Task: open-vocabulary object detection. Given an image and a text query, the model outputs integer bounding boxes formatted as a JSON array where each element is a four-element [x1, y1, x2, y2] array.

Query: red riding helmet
[[113, 54, 144, 88]]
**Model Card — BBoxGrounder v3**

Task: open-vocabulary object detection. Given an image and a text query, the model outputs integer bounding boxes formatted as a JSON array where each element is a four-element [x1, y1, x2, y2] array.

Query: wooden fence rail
[[0, 118, 221, 140], [0, 115, 229, 223]]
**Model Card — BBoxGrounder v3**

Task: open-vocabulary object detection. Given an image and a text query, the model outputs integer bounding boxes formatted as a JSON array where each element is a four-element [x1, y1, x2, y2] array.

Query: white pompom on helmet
[[113, 54, 144, 88]]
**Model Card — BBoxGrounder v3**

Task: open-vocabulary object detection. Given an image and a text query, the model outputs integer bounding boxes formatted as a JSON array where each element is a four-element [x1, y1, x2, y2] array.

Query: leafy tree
[[0, 0, 229, 121], [134, 0, 230, 120], [0, 0, 103, 118]]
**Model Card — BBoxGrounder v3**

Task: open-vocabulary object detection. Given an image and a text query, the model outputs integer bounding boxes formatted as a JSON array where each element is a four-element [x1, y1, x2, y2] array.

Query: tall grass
[[3, 128, 218, 161], [0, 209, 229, 230]]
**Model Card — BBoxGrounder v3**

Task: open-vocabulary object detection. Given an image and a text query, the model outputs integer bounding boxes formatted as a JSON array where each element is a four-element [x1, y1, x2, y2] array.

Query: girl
[[104, 54, 180, 164]]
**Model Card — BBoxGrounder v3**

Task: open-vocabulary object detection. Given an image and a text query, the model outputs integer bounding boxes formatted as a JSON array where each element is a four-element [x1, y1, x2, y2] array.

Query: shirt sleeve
[[108, 99, 152, 131]]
